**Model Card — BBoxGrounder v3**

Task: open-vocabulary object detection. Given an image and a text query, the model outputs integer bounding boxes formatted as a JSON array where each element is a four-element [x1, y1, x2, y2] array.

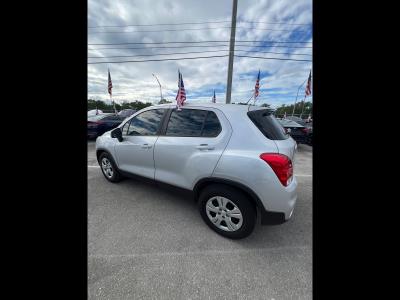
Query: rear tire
[[198, 184, 256, 239], [99, 152, 122, 183]]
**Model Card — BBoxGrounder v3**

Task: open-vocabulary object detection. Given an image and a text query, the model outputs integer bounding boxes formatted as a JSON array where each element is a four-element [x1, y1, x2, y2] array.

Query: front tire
[[198, 184, 256, 239], [99, 152, 122, 183]]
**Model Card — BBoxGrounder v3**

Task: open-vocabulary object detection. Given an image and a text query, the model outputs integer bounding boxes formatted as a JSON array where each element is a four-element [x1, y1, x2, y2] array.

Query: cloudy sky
[[88, 0, 312, 108]]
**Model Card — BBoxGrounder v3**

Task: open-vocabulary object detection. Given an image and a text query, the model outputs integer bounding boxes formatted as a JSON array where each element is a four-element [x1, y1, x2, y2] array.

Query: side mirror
[[111, 128, 123, 142]]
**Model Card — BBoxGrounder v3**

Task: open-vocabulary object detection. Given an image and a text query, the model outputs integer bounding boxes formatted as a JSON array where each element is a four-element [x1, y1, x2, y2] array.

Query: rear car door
[[154, 107, 232, 190], [114, 108, 166, 179]]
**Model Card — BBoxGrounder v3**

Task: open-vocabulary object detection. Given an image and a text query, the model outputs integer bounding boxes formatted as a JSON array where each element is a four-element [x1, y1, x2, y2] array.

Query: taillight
[[260, 153, 293, 187]]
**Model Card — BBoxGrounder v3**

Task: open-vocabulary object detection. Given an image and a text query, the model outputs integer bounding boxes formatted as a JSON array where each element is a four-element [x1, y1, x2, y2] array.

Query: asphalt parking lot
[[88, 141, 312, 299]]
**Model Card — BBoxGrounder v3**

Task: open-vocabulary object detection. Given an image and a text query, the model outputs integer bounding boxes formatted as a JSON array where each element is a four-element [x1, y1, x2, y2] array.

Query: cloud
[[88, 0, 312, 107]]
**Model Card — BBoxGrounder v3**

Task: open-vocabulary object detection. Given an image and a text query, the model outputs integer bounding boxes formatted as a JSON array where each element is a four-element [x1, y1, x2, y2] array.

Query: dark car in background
[[88, 113, 125, 139], [118, 109, 137, 118], [277, 118, 312, 145], [285, 116, 312, 145]]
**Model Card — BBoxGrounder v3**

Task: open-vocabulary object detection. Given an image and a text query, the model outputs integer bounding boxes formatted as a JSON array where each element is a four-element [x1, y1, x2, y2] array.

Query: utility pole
[[152, 73, 163, 102], [225, 0, 238, 104]]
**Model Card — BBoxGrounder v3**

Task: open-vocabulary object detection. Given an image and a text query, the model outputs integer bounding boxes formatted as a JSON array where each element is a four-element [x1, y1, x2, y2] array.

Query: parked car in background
[[96, 103, 297, 239], [88, 113, 125, 139], [286, 116, 312, 144], [277, 118, 312, 145], [88, 109, 103, 116], [118, 109, 137, 118]]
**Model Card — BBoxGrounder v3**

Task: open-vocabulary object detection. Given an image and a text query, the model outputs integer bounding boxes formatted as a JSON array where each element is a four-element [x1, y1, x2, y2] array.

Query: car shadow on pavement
[[89, 173, 311, 252]]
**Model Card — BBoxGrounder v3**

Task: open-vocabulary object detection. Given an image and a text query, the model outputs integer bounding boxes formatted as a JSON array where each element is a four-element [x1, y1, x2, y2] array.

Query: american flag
[[212, 90, 216, 103], [305, 70, 311, 96], [175, 70, 186, 110], [108, 69, 113, 96], [254, 70, 260, 98]]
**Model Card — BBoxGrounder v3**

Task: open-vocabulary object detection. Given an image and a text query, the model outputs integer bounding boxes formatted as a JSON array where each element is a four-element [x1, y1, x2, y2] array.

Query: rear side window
[[247, 110, 288, 140], [166, 109, 207, 136], [202, 111, 222, 137], [126, 109, 165, 136]]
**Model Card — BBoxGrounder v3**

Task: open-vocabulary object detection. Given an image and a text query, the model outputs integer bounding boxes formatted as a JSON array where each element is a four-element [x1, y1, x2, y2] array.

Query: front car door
[[114, 108, 167, 179], [154, 107, 232, 190]]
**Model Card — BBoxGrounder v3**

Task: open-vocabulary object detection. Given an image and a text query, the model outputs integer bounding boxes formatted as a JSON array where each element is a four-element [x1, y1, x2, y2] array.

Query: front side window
[[121, 121, 130, 135], [126, 109, 165, 136], [166, 109, 207, 137]]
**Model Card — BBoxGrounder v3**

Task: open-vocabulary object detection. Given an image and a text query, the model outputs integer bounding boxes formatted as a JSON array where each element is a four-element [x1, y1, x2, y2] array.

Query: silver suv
[[96, 103, 297, 239]]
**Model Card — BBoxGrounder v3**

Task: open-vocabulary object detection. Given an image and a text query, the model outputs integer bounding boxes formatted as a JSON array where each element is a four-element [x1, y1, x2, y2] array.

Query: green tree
[[87, 99, 153, 112], [158, 99, 172, 104], [275, 101, 312, 118]]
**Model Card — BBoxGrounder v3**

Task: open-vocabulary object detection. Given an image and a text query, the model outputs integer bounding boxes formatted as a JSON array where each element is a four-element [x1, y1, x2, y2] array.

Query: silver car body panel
[[96, 103, 297, 220]]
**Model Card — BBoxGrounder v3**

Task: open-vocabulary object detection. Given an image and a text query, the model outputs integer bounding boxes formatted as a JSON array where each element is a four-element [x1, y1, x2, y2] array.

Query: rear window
[[247, 110, 288, 140]]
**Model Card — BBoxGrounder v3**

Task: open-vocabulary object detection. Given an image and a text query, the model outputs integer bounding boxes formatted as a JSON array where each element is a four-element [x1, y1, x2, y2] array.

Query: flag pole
[[245, 93, 254, 104], [300, 95, 307, 118], [292, 77, 307, 117], [111, 94, 117, 114]]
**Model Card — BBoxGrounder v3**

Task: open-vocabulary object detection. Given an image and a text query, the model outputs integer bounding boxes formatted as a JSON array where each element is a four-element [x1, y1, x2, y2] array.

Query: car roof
[[150, 102, 269, 114]]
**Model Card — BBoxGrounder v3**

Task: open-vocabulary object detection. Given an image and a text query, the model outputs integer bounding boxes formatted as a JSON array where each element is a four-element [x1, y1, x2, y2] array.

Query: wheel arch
[[96, 148, 117, 165], [193, 177, 264, 215]]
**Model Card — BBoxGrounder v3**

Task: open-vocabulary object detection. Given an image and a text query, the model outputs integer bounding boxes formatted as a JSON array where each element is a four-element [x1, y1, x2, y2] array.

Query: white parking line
[[88, 165, 100, 168]]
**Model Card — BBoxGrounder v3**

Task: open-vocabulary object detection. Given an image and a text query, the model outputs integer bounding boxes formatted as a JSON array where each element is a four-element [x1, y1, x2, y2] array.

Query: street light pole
[[225, 0, 238, 104], [152, 73, 163, 102]]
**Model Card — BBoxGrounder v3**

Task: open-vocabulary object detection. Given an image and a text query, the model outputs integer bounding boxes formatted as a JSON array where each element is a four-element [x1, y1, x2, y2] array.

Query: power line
[[88, 55, 229, 64], [88, 44, 312, 51], [88, 20, 311, 28], [88, 49, 312, 59], [235, 55, 311, 61], [88, 40, 312, 45], [87, 55, 311, 64], [88, 26, 308, 34]]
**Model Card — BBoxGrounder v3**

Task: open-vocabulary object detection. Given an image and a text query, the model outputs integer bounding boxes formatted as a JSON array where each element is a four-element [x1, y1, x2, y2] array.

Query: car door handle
[[141, 143, 152, 149], [196, 144, 214, 150]]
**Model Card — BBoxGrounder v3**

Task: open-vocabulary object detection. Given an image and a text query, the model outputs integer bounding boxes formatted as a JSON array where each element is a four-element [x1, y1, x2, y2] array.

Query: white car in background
[[88, 109, 103, 116], [96, 103, 297, 239]]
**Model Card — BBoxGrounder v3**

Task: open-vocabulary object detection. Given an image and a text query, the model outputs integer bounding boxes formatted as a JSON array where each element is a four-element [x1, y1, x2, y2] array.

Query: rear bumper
[[255, 176, 297, 224], [260, 210, 287, 225], [291, 135, 308, 144], [259, 201, 295, 225], [88, 129, 101, 138]]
